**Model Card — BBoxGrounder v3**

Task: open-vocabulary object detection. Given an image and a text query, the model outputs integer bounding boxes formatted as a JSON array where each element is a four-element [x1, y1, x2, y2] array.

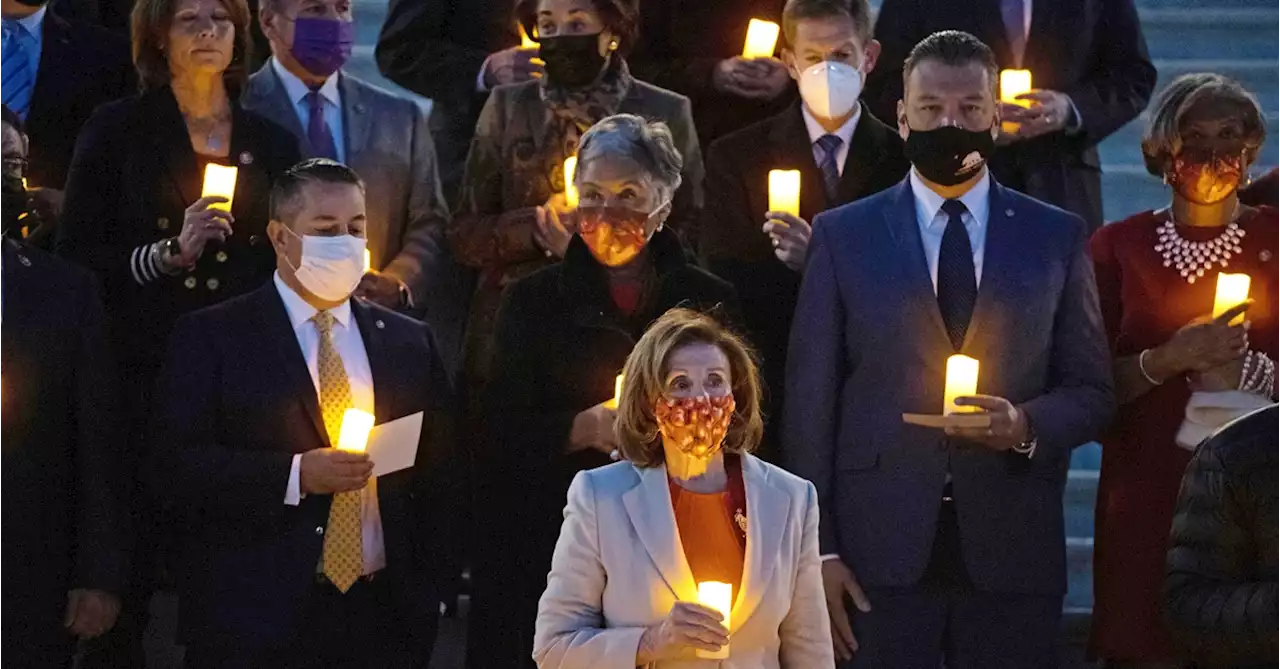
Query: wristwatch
[[1012, 427, 1038, 458], [158, 237, 185, 274]]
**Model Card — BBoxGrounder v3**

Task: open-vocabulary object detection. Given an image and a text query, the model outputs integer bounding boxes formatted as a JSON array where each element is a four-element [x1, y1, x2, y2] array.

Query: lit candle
[[943, 354, 980, 415], [999, 69, 1032, 134], [363, 248, 372, 273], [741, 19, 780, 59], [696, 581, 732, 659], [336, 408, 375, 453], [563, 156, 578, 208], [201, 164, 238, 211], [519, 23, 536, 48], [768, 169, 801, 218], [1213, 273, 1251, 325], [604, 374, 623, 409]]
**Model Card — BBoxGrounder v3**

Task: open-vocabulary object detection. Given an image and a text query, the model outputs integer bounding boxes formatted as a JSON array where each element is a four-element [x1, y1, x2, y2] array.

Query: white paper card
[[367, 411, 423, 477]]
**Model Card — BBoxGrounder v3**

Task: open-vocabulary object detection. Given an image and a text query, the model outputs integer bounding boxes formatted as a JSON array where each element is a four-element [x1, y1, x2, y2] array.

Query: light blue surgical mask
[[283, 228, 366, 301]]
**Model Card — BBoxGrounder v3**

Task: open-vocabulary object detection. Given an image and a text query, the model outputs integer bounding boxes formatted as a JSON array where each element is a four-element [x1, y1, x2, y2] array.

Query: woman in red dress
[[1088, 73, 1278, 668]]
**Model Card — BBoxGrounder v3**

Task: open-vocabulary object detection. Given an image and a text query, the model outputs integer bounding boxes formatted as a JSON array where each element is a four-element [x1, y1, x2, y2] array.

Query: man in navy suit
[[149, 159, 462, 669], [784, 31, 1112, 668]]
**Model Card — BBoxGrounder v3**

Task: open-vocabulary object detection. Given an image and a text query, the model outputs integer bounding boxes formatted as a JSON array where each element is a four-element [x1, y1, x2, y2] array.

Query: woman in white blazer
[[533, 308, 833, 668]]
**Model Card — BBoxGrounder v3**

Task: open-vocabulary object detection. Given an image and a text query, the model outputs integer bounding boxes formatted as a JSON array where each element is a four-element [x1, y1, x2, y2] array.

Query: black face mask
[[903, 125, 995, 186], [539, 33, 606, 88]]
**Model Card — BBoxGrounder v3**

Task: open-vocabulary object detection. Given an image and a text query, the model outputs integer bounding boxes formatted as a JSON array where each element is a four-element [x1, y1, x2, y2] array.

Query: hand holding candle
[[201, 164, 238, 211], [999, 69, 1032, 134]]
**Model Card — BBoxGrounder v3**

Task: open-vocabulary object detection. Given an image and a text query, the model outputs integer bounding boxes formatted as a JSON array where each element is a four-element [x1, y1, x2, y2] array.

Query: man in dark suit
[[701, 0, 909, 462], [149, 159, 462, 668], [1, 238, 128, 668], [629, 0, 797, 150], [863, 0, 1156, 233], [246, 0, 470, 379], [785, 32, 1113, 667], [375, 0, 534, 202], [1, 0, 134, 190]]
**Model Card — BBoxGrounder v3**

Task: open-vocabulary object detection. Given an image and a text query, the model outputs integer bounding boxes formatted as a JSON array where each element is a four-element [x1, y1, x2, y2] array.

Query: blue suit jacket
[[783, 176, 1113, 596]]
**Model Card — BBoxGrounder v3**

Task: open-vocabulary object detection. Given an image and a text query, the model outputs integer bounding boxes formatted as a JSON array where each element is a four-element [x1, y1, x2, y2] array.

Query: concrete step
[[1066, 536, 1094, 611], [1139, 8, 1279, 60]]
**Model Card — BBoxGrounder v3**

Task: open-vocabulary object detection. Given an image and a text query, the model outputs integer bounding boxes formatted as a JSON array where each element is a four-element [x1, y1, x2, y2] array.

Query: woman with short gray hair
[[1088, 72, 1277, 666], [474, 114, 739, 668]]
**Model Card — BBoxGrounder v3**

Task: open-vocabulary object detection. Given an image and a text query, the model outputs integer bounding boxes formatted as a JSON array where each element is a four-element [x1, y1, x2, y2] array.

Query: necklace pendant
[[734, 509, 748, 534]]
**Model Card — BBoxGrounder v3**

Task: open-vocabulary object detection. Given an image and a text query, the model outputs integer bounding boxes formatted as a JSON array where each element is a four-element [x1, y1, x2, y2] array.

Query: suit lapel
[[621, 465, 698, 603], [833, 104, 879, 206], [730, 455, 786, 633], [249, 64, 308, 146], [883, 179, 951, 348], [258, 285, 329, 447], [147, 88, 201, 207], [338, 74, 368, 165], [350, 299, 392, 423], [26, 11, 72, 129], [962, 183, 1017, 351]]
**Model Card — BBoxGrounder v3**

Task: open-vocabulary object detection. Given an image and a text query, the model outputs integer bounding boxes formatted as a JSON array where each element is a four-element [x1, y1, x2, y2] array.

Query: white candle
[[944, 355, 980, 415], [563, 156, 578, 208], [1213, 273, 1251, 325], [201, 164, 238, 211], [768, 169, 801, 218], [696, 581, 732, 659], [741, 19, 780, 59], [336, 409, 375, 453]]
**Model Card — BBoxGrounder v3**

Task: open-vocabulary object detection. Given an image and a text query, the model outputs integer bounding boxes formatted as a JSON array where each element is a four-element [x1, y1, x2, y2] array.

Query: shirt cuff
[[130, 243, 164, 285], [820, 553, 841, 562], [475, 58, 491, 93], [285, 454, 303, 505], [1064, 97, 1084, 135]]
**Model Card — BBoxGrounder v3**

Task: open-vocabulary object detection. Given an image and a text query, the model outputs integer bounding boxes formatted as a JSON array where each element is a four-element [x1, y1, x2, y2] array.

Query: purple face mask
[[290, 17, 354, 78]]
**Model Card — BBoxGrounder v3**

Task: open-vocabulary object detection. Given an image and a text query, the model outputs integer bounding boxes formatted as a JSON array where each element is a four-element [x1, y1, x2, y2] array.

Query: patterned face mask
[[576, 202, 666, 267], [654, 394, 736, 459], [1168, 149, 1245, 205]]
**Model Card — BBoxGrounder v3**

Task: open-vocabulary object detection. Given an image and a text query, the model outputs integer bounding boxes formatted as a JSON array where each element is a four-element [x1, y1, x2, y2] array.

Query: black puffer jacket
[[1164, 404, 1279, 669]]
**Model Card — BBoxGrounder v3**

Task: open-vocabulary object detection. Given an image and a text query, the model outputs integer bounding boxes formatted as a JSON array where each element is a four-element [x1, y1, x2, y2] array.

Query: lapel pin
[[18, 253, 31, 267], [239, 151, 254, 165], [1260, 250, 1272, 262], [353, 104, 366, 114], [375, 319, 385, 329], [1004, 208, 1015, 217]]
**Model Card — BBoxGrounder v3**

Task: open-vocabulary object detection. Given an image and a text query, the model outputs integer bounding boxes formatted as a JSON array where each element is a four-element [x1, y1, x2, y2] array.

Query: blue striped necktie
[[815, 134, 843, 202], [2, 19, 34, 120]]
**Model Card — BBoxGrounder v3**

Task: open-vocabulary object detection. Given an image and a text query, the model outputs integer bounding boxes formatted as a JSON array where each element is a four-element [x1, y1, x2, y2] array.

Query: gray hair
[[575, 114, 683, 201], [1141, 73, 1267, 177]]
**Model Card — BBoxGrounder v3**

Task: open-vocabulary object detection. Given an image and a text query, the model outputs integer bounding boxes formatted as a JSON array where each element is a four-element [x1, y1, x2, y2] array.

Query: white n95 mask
[[286, 231, 367, 301], [797, 60, 863, 120]]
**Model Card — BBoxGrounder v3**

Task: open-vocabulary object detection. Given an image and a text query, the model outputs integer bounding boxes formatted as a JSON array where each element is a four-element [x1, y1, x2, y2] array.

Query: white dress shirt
[[271, 57, 346, 163], [276, 273, 385, 574], [1, 5, 45, 80], [909, 167, 991, 293], [800, 103, 861, 177]]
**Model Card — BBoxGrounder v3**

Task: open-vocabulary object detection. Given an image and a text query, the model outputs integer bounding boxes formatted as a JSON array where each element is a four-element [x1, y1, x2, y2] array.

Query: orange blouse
[[669, 479, 745, 600]]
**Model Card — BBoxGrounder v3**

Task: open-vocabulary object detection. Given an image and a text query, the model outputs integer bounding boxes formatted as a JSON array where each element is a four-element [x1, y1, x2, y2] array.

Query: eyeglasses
[[2, 156, 28, 174]]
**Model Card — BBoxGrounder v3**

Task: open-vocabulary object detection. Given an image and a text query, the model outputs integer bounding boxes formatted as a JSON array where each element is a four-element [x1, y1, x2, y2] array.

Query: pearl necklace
[[1154, 210, 1247, 284]]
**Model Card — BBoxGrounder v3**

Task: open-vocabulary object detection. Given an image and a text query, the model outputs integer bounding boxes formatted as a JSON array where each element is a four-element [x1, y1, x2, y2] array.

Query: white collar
[[271, 56, 341, 107], [800, 102, 861, 148], [6, 5, 47, 36], [909, 167, 991, 230], [273, 271, 352, 331]]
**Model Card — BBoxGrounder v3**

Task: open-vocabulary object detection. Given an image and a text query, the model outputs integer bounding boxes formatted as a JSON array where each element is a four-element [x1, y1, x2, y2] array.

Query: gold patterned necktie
[[314, 310, 363, 592]]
